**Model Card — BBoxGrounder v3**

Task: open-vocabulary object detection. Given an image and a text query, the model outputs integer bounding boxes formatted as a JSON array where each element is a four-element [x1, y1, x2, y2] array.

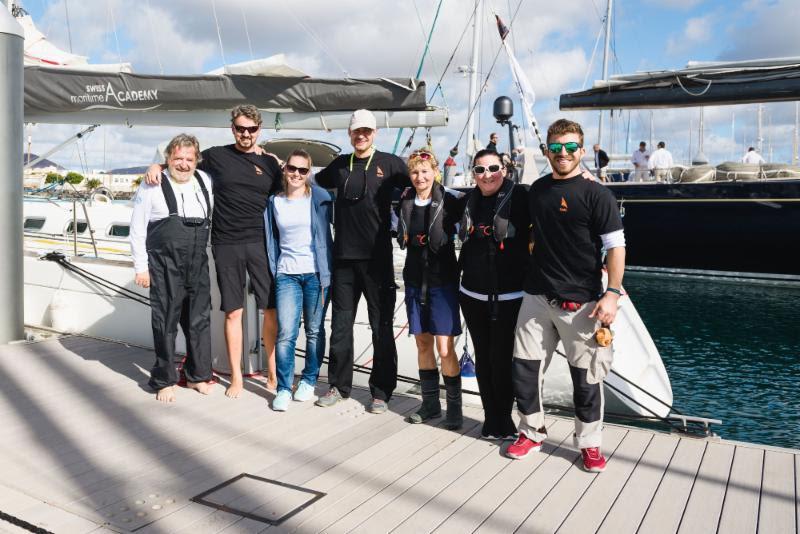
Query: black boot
[[409, 369, 442, 424], [443, 374, 463, 430]]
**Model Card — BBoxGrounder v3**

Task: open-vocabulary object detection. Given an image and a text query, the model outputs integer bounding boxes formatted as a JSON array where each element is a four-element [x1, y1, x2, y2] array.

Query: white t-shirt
[[130, 170, 213, 273], [273, 195, 316, 274], [631, 149, 649, 168], [648, 148, 674, 169], [742, 151, 765, 164]]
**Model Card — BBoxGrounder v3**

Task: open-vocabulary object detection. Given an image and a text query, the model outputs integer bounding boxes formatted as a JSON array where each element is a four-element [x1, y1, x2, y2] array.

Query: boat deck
[[0, 337, 797, 534]]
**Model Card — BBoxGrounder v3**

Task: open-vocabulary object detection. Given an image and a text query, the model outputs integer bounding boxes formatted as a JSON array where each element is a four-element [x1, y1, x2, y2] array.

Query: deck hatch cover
[[190, 473, 326, 525]]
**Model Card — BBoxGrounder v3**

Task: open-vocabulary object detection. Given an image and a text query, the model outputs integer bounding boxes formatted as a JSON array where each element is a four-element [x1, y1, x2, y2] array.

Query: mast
[[757, 103, 763, 153], [794, 102, 799, 165], [465, 0, 483, 165], [597, 0, 613, 147]]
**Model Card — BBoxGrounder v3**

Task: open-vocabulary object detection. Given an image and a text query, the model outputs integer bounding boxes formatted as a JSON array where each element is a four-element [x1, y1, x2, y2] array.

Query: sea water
[[623, 273, 800, 449]]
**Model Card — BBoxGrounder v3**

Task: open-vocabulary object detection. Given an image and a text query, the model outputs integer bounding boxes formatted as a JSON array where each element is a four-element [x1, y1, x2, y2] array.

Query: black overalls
[[147, 172, 213, 390]]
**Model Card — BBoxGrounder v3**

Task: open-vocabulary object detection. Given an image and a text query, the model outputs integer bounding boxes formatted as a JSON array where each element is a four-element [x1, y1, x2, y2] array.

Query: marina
[[0, 336, 798, 534]]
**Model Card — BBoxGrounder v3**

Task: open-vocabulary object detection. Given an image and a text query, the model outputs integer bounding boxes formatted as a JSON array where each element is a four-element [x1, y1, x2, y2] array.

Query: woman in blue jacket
[[265, 149, 334, 411]]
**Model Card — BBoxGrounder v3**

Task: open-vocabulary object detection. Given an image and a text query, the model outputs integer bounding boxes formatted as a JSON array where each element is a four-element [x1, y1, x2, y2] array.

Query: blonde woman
[[396, 149, 464, 429], [264, 149, 334, 411]]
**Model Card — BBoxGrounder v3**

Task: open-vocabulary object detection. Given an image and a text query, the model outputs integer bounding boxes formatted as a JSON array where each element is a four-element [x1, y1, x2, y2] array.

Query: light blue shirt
[[273, 195, 316, 274]]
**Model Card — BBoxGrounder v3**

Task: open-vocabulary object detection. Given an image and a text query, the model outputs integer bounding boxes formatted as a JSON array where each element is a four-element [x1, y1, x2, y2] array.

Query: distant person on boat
[[458, 149, 530, 440], [396, 149, 464, 430], [507, 118, 626, 473], [593, 144, 609, 182], [264, 149, 333, 412], [145, 104, 282, 399], [313, 109, 410, 414], [131, 134, 214, 403], [648, 141, 674, 183], [742, 147, 766, 164], [631, 141, 650, 182], [486, 132, 499, 152]]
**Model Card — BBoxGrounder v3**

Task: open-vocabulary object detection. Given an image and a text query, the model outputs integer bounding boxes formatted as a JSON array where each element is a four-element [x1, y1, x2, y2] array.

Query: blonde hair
[[281, 149, 313, 196], [407, 149, 442, 183]]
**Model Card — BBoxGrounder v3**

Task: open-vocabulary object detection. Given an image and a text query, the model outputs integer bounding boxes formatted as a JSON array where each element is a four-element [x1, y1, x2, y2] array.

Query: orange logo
[[254, 165, 263, 175], [559, 196, 568, 213], [376, 165, 385, 178]]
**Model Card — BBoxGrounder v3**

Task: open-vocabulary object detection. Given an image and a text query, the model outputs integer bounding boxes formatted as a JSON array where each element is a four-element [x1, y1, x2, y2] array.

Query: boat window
[[65, 221, 88, 234], [107, 224, 130, 238], [24, 217, 46, 231]]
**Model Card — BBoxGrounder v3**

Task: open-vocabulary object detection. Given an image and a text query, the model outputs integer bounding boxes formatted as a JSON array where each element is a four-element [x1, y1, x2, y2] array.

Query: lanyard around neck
[[349, 147, 375, 172]]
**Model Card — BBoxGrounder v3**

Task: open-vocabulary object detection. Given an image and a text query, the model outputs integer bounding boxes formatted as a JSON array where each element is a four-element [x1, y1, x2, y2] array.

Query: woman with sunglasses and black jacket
[[396, 149, 465, 429], [458, 149, 531, 441], [264, 149, 334, 412]]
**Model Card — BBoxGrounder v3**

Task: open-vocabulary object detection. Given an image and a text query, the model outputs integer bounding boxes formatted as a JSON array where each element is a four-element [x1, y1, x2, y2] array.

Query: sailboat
[[16, 1, 673, 420]]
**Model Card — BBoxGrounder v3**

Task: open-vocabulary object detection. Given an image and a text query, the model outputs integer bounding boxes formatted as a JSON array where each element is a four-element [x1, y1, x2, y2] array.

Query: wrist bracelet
[[605, 287, 623, 296]]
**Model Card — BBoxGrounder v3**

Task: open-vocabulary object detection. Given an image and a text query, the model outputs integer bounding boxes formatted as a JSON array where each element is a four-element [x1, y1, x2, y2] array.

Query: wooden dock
[[0, 336, 797, 533]]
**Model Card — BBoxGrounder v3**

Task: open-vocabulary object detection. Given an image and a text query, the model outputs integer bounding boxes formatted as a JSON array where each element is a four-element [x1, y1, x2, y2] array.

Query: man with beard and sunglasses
[[506, 119, 626, 473], [145, 105, 282, 399], [313, 109, 410, 413]]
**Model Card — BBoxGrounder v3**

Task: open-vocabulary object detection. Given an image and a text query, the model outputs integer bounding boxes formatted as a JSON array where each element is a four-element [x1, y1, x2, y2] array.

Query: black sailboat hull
[[608, 180, 800, 280]]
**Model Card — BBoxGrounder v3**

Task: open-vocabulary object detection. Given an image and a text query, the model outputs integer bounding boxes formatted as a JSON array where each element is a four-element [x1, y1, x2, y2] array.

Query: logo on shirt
[[376, 166, 385, 178], [254, 165, 263, 175], [559, 197, 568, 213]]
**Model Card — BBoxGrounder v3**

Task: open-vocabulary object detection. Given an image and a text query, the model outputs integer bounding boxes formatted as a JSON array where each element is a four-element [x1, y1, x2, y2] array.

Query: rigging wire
[[144, 0, 164, 74], [239, 3, 255, 61], [451, 0, 525, 151], [391, 0, 446, 154], [63, 0, 73, 53], [582, 23, 605, 90], [281, 0, 349, 77], [210, 0, 227, 67], [106, 1, 123, 66]]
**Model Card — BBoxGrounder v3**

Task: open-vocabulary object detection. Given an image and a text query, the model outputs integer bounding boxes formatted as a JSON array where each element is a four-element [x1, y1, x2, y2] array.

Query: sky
[[17, 0, 800, 173]]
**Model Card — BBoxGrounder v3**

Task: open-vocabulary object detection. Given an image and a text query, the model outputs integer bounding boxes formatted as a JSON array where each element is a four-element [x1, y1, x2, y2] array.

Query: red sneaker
[[505, 433, 543, 459], [581, 447, 607, 472]]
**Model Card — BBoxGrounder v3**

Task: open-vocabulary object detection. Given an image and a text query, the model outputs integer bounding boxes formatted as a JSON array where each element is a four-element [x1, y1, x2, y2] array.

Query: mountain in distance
[[24, 153, 65, 170], [106, 165, 149, 175]]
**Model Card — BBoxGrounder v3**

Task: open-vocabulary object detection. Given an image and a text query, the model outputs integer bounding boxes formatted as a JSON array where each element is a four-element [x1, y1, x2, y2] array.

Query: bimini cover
[[24, 66, 428, 119], [560, 57, 800, 110]]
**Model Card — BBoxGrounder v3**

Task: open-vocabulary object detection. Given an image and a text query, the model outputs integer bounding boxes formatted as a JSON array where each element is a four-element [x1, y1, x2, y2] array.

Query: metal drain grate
[[191, 474, 326, 525]]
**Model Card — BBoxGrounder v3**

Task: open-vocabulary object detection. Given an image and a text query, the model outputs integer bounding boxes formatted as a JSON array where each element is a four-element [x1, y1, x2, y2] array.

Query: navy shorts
[[404, 284, 462, 336]]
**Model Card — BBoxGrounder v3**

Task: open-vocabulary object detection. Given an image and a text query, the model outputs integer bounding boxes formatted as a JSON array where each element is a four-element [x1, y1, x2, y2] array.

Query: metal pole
[[597, 0, 612, 147], [465, 0, 483, 166], [699, 107, 704, 154], [0, 7, 24, 343], [794, 102, 799, 165], [649, 110, 653, 150], [757, 104, 763, 153]]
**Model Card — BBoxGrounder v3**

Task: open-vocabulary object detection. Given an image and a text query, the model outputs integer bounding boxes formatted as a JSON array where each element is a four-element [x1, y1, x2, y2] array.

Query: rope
[[107, 2, 123, 66], [145, 0, 164, 74], [210, 0, 227, 67], [239, 4, 255, 61], [675, 75, 714, 97], [281, 0, 349, 77]]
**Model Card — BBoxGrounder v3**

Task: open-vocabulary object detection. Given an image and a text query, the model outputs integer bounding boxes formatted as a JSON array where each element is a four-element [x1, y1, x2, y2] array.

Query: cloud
[[719, 0, 800, 61], [643, 0, 705, 8], [666, 15, 714, 56]]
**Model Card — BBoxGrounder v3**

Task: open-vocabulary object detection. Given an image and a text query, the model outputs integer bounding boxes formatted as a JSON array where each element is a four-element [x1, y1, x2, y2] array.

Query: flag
[[495, 14, 510, 40]]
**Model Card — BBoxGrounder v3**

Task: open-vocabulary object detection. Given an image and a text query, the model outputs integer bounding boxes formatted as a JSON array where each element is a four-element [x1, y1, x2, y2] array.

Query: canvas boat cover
[[560, 57, 800, 110]]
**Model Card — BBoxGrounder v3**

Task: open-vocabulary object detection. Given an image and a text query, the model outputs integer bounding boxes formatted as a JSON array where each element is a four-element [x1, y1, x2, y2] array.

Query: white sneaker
[[272, 390, 291, 411], [293, 380, 316, 402]]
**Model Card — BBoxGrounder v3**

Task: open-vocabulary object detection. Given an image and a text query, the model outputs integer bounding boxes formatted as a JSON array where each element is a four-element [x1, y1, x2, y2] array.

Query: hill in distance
[[24, 153, 65, 171]]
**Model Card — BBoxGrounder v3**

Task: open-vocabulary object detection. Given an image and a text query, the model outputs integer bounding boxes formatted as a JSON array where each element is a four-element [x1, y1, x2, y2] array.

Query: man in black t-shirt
[[313, 109, 410, 413], [145, 105, 282, 399], [506, 119, 626, 474]]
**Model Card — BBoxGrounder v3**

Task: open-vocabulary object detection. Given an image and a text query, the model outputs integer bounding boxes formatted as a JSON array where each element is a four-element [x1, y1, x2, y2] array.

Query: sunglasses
[[233, 124, 260, 134], [472, 164, 502, 175], [285, 164, 310, 176], [547, 141, 582, 154], [409, 150, 434, 161]]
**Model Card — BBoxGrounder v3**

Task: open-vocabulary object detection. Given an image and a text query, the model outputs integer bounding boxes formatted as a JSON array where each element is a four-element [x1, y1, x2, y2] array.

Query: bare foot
[[156, 386, 176, 403], [266, 374, 277, 392], [187, 381, 213, 395], [226, 375, 243, 398]]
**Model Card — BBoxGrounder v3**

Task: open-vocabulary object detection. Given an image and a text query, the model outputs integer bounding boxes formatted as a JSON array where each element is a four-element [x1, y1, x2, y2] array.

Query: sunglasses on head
[[472, 164, 502, 175], [285, 164, 310, 176], [548, 141, 582, 154], [409, 150, 434, 161], [233, 124, 260, 134]]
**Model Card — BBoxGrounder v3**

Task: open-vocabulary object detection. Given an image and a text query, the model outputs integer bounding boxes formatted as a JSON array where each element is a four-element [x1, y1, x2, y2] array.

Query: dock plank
[[515, 426, 627, 534], [716, 445, 763, 534], [758, 449, 797, 534], [637, 438, 707, 534], [556, 429, 652, 534], [432, 418, 573, 534], [596, 431, 680, 533], [676, 441, 735, 534]]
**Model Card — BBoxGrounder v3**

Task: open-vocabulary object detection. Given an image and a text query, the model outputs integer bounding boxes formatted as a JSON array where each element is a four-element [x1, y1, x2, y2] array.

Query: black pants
[[459, 293, 521, 436], [327, 258, 398, 400], [148, 225, 213, 390]]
